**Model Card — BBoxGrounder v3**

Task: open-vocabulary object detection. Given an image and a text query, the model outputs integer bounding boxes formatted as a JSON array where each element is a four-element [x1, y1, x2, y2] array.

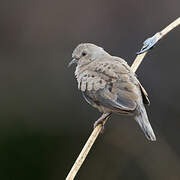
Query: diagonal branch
[[66, 17, 180, 180]]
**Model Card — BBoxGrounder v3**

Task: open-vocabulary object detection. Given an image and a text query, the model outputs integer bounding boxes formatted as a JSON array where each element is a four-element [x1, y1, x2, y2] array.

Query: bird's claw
[[94, 120, 105, 133], [93, 113, 111, 133]]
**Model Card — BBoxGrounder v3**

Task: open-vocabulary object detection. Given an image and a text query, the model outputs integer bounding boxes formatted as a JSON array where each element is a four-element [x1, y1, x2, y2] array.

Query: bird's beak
[[68, 58, 78, 67]]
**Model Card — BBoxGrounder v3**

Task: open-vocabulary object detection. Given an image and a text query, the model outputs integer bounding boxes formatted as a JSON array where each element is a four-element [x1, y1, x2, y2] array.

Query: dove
[[68, 43, 156, 141]]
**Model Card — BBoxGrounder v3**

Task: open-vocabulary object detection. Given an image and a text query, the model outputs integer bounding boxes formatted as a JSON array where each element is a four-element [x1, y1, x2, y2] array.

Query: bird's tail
[[135, 103, 156, 141]]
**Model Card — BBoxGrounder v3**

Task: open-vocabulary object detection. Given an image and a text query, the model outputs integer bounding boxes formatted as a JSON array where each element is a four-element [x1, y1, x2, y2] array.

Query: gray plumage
[[69, 43, 156, 141]]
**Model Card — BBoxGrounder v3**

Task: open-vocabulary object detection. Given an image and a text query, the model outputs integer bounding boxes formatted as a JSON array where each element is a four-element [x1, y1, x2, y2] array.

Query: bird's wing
[[106, 56, 150, 105], [76, 58, 140, 111], [138, 82, 150, 105]]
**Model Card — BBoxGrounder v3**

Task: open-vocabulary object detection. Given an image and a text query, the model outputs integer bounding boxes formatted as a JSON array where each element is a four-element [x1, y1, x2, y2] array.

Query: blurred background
[[0, 0, 179, 179]]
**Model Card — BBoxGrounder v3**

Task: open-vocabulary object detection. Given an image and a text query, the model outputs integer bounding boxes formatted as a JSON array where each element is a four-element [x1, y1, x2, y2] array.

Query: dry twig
[[66, 17, 180, 180]]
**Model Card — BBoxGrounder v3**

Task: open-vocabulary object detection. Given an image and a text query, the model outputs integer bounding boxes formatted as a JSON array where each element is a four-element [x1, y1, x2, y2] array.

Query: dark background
[[0, 0, 180, 179]]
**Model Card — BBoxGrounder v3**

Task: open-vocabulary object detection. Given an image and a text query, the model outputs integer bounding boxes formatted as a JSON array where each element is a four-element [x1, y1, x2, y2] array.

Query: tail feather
[[135, 104, 156, 141]]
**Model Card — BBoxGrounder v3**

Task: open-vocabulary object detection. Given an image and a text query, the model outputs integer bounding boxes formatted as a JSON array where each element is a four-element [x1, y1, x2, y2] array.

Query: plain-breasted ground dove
[[69, 43, 156, 141]]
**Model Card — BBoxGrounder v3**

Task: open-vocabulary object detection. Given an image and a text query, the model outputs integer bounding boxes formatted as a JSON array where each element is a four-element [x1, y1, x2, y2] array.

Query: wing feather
[[77, 58, 141, 112]]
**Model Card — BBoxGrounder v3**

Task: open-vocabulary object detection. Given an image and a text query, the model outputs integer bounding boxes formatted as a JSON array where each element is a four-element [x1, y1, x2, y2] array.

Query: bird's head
[[68, 43, 109, 67]]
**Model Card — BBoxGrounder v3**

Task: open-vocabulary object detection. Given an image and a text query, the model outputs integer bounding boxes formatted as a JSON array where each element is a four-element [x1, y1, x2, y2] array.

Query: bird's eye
[[82, 52, 87, 56]]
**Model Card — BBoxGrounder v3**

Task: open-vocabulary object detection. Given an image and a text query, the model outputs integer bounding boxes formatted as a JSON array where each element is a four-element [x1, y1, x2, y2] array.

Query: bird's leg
[[94, 113, 111, 133]]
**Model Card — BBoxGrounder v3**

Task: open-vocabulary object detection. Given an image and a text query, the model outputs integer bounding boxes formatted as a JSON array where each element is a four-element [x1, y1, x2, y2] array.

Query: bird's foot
[[93, 113, 111, 133]]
